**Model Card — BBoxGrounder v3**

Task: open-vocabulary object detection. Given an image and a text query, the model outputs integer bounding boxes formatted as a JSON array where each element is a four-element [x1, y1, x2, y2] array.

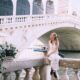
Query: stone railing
[[0, 15, 80, 30], [0, 56, 80, 80]]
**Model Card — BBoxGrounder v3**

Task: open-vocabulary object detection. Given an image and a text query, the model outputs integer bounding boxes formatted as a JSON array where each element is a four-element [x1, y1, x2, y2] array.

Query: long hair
[[51, 32, 57, 39], [53, 32, 57, 40], [50, 32, 58, 43]]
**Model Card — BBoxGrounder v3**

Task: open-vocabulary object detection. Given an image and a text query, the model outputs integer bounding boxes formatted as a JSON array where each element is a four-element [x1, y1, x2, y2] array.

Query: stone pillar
[[15, 70, 21, 80], [0, 73, 3, 80], [62, 68, 69, 80], [74, 69, 79, 80], [33, 67, 40, 80], [24, 69, 28, 80], [53, 0, 58, 14], [42, 0, 47, 15], [12, 0, 17, 22], [28, 0, 34, 15], [2, 72, 10, 80], [12, 0, 17, 15], [24, 68, 33, 80], [39, 65, 51, 80]]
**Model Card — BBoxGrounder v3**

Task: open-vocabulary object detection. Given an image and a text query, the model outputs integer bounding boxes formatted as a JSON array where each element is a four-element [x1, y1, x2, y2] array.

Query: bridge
[[0, 0, 80, 80], [0, 14, 80, 80], [0, 14, 80, 49]]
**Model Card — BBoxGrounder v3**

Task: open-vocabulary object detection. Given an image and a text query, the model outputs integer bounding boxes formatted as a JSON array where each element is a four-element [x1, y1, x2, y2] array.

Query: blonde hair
[[50, 32, 57, 39]]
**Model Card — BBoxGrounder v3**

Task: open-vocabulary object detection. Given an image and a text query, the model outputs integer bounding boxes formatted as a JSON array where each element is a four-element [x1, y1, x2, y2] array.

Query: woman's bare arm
[[47, 39, 59, 56]]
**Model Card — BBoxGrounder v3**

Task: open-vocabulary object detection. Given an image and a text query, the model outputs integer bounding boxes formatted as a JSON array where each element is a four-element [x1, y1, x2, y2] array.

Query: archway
[[46, 0, 54, 14], [16, 0, 30, 15], [0, 0, 13, 16], [33, 0, 43, 14], [39, 27, 80, 51]]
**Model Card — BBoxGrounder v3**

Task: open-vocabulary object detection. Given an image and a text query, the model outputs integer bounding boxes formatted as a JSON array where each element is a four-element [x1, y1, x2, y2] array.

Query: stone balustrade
[[0, 56, 80, 80], [0, 15, 80, 30]]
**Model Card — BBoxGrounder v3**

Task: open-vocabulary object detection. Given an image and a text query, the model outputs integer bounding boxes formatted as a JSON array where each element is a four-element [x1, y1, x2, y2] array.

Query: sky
[[71, 0, 80, 11]]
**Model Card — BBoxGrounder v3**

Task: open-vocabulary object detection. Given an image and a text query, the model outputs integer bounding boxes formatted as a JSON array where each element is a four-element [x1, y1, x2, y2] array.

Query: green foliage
[[0, 42, 18, 61]]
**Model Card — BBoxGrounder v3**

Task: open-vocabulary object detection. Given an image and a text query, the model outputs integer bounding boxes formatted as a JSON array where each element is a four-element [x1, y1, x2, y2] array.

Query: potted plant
[[0, 42, 18, 72]]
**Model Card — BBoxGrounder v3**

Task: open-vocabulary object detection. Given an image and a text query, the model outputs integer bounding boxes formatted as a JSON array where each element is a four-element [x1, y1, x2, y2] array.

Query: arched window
[[0, 0, 13, 16], [46, 0, 54, 14], [33, 0, 43, 14], [16, 0, 30, 15]]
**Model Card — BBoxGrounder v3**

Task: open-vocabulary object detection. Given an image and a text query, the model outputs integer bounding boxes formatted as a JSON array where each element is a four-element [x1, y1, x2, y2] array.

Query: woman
[[47, 32, 61, 80]]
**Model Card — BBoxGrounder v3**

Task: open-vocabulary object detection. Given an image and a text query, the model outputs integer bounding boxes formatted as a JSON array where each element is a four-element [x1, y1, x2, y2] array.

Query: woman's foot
[[51, 70, 60, 80], [50, 70, 57, 78]]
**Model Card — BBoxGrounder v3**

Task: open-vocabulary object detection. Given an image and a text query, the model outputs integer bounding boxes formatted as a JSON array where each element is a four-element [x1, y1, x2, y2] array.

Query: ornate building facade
[[0, 0, 70, 16]]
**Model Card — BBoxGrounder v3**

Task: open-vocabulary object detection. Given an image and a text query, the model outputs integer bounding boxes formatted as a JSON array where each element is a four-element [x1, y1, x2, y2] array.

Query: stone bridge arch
[[39, 27, 80, 50], [26, 22, 80, 48]]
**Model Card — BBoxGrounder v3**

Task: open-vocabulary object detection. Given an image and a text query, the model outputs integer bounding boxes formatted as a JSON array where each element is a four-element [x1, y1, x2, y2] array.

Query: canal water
[[62, 52, 80, 58]]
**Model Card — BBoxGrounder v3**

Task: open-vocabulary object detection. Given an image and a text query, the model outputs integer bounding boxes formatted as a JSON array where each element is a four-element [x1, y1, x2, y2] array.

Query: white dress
[[48, 42, 61, 71]]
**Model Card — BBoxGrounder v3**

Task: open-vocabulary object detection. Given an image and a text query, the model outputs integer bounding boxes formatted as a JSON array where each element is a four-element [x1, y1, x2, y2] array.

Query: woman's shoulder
[[48, 40, 52, 44], [48, 40, 51, 43]]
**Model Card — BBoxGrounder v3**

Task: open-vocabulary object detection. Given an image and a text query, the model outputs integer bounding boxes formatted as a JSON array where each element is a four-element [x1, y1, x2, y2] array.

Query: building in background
[[57, 0, 70, 15]]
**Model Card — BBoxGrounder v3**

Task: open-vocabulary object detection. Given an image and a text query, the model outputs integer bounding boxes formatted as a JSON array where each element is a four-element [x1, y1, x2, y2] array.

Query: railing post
[[24, 68, 33, 80], [0, 73, 3, 80], [61, 68, 69, 80], [39, 65, 51, 80], [33, 67, 40, 80], [15, 70, 21, 80], [74, 69, 79, 80], [24, 69, 28, 80], [2, 72, 10, 80], [64, 68, 69, 80]]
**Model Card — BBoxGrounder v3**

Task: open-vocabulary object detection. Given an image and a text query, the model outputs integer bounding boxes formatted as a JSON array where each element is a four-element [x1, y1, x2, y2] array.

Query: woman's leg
[[50, 69, 57, 78], [51, 69, 60, 80]]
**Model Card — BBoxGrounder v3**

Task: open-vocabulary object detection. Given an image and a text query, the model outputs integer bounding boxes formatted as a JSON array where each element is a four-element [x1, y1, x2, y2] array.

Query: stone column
[[0, 73, 3, 80], [12, 0, 17, 16], [53, 0, 58, 14], [33, 67, 40, 80], [15, 70, 21, 80], [62, 68, 69, 80], [24, 68, 33, 80], [74, 69, 79, 80], [28, 0, 34, 15], [42, 0, 47, 15], [12, 0, 17, 22], [39, 65, 51, 80], [2, 72, 10, 80]]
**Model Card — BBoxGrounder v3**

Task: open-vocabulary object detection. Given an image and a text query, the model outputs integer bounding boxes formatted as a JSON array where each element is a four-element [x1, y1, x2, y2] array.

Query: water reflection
[[62, 52, 80, 58]]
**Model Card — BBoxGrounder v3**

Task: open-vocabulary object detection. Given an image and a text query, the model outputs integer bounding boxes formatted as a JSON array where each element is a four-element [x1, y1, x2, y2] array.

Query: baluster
[[64, 68, 69, 80], [2, 72, 10, 80], [0, 18, 1, 24], [33, 67, 40, 80], [0, 73, 2, 80], [3, 17, 6, 25], [24, 69, 28, 80], [24, 68, 32, 80], [15, 70, 21, 80], [74, 69, 79, 80], [39, 65, 51, 80], [61, 68, 69, 80]]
